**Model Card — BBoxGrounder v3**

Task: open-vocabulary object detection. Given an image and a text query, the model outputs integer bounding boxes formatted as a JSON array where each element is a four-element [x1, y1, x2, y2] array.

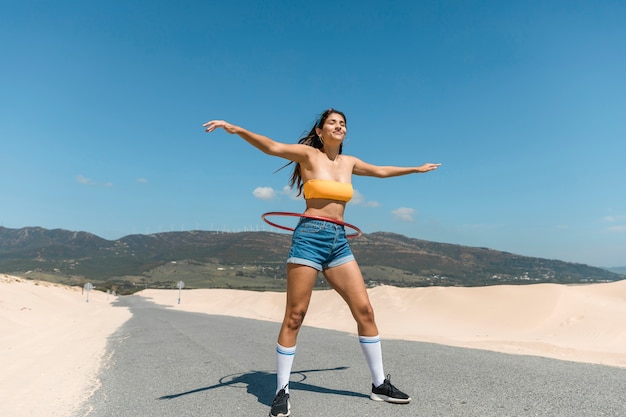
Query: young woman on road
[[203, 109, 440, 417]]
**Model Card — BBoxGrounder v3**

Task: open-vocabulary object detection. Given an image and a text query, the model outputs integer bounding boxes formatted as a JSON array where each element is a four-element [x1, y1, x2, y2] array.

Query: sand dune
[[0, 275, 131, 417], [1, 274, 625, 417]]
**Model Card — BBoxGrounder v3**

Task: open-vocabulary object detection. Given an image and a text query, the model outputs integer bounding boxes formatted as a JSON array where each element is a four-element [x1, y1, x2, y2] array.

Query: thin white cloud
[[76, 175, 95, 185], [76, 175, 113, 187], [253, 186, 276, 200], [350, 189, 379, 207], [282, 185, 302, 200], [252, 185, 305, 200], [350, 189, 364, 205], [137, 178, 148, 184], [392, 207, 416, 222], [602, 212, 626, 233]]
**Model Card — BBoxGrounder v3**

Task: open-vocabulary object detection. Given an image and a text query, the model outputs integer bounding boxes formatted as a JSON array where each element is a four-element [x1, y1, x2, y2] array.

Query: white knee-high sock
[[359, 335, 385, 387], [276, 343, 296, 394]]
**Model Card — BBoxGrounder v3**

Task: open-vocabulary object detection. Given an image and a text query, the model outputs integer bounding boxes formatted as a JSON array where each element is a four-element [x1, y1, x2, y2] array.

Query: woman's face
[[317, 112, 346, 141]]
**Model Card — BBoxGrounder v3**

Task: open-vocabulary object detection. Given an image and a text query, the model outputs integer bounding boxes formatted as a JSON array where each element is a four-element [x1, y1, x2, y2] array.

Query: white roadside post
[[177, 280, 185, 305], [84, 282, 94, 303]]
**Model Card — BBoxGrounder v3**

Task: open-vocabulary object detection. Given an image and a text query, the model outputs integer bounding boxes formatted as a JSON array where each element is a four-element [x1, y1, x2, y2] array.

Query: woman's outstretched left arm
[[352, 157, 441, 178]]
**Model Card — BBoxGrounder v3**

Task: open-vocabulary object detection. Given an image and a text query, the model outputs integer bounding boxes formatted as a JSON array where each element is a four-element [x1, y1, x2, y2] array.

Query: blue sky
[[1, 0, 625, 268]]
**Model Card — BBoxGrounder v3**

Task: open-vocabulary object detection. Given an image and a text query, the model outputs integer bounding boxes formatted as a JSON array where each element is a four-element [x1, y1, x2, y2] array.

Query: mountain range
[[0, 226, 622, 294]]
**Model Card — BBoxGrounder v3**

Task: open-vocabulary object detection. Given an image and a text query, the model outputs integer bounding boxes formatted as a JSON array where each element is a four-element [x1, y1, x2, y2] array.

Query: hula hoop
[[261, 211, 362, 238]]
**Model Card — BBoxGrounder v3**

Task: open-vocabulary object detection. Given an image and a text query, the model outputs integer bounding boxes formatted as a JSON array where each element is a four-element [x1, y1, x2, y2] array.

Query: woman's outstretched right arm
[[203, 120, 308, 163]]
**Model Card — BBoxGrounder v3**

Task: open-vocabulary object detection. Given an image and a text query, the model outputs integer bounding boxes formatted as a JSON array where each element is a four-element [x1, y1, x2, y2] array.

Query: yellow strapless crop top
[[303, 179, 353, 202]]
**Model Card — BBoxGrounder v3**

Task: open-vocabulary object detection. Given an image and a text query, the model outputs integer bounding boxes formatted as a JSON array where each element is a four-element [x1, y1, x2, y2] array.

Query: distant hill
[[606, 266, 626, 275], [0, 226, 621, 294]]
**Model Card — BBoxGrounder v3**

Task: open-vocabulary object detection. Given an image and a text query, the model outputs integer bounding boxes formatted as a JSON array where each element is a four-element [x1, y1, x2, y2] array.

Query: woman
[[203, 109, 440, 417]]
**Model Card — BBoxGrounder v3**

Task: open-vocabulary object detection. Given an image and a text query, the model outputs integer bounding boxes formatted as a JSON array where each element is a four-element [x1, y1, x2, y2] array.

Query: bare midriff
[[303, 199, 347, 223]]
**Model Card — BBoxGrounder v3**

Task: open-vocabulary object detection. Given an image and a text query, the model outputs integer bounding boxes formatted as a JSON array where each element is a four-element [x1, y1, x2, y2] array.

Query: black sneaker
[[370, 374, 411, 404], [269, 387, 291, 417]]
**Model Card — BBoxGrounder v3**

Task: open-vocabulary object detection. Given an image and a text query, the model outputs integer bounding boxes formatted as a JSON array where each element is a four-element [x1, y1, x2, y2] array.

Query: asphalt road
[[75, 296, 626, 417]]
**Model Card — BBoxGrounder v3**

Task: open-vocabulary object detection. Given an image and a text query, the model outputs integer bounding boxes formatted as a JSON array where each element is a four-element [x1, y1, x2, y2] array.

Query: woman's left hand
[[418, 163, 441, 173]]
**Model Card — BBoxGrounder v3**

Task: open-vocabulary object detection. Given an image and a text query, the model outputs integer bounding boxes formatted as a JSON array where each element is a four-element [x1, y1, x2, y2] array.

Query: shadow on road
[[158, 366, 369, 405]]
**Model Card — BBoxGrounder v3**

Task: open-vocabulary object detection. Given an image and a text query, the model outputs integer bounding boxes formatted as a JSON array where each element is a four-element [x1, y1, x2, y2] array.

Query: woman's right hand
[[202, 120, 238, 134]]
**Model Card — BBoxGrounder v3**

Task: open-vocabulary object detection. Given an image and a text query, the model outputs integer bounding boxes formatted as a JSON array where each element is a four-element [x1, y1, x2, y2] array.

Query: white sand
[[2, 274, 625, 417], [0, 275, 131, 417]]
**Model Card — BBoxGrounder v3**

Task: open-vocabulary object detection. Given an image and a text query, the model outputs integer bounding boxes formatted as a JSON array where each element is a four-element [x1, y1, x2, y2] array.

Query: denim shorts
[[286, 217, 355, 271]]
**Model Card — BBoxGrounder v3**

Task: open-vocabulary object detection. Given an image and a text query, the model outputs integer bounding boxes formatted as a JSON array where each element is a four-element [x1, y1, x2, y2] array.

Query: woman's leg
[[275, 264, 318, 394], [322, 260, 378, 336], [323, 260, 385, 387], [278, 264, 318, 345]]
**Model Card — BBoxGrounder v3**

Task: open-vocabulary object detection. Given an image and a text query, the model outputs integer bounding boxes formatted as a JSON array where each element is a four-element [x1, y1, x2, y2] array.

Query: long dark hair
[[280, 108, 347, 196]]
